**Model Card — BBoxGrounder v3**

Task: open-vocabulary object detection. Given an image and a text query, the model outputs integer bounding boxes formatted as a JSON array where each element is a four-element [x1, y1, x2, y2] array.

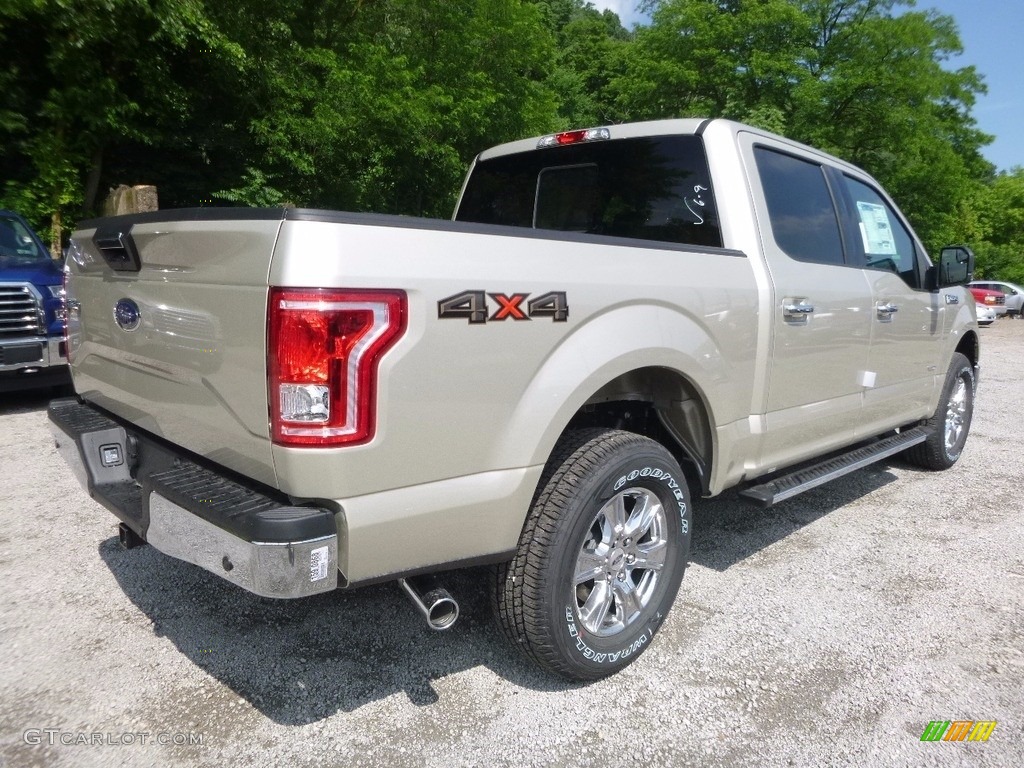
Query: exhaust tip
[[399, 576, 460, 631], [425, 595, 459, 631]]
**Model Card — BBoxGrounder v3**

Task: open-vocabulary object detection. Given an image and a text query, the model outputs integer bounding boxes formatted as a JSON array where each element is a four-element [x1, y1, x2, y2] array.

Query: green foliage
[[616, 0, 996, 255], [182, 0, 559, 217], [542, 3, 633, 127], [213, 168, 289, 209], [619, 0, 811, 123], [967, 169, 1024, 283], [0, 0, 1020, 281], [0, 0, 241, 242]]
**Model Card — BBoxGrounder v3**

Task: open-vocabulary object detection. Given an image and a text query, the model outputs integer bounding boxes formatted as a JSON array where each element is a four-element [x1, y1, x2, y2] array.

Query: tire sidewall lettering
[[563, 458, 691, 666], [612, 465, 687, 525], [565, 606, 653, 665]]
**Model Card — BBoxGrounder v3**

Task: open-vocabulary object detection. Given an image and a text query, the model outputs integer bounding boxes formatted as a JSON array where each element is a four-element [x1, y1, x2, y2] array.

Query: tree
[[1, 0, 1005, 263], [967, 169, 1024, 282], [534, 1, 633, 128], [613, 0, 993, 252], [215, 0, 560, 217], [2, 0, 563, 231], [614, 0, 809, 126], [0, 0, 241, 250]]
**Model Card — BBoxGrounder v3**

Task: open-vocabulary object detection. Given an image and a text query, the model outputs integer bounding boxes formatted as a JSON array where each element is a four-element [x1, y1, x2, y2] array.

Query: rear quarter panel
[[269, 217, 760, 500], [269, 216, 759, 579]]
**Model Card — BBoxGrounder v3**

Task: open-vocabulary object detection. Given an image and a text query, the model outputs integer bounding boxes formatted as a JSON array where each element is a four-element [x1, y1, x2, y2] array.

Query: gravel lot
[[1, 321, 1021, 768]]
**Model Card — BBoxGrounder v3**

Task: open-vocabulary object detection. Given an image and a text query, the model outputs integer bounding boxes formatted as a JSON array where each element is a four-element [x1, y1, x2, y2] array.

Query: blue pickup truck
[[0, 210, 70, 393]]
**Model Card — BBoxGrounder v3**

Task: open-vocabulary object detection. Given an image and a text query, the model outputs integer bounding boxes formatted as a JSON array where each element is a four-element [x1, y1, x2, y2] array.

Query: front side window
[[456, 136, 722, 248], [841, 176, 921, 289], [754, 147, 844, 265]]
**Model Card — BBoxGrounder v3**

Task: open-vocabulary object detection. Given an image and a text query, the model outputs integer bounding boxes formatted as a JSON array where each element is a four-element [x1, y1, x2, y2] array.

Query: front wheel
[[905, 352, 975, 470], [493, 429, 691, 681]]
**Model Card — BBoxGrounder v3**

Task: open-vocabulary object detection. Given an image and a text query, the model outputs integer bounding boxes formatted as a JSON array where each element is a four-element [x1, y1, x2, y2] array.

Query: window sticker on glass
[[856, 201, 897, 256]]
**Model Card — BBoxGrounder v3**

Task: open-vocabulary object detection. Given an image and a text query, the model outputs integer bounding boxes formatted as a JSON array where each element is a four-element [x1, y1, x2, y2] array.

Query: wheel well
[[563, 367, 713, 497], [956, 331, 979, 371]]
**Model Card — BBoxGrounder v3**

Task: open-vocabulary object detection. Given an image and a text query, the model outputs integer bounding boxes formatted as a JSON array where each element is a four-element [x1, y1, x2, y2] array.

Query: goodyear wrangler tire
[[905, 352, 975, 470], [493, 428, 691, 681]]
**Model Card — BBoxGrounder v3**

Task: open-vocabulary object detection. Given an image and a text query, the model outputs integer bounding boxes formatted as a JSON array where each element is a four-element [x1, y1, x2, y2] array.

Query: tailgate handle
[[93, 226, 141, 272]]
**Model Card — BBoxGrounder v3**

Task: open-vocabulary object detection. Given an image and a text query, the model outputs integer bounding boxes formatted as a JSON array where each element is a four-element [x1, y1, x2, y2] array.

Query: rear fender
[[492, 303, 743, 482]]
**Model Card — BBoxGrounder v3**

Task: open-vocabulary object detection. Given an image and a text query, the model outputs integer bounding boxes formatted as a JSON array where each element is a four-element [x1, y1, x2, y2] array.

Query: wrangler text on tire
[[493, 428, 692, 681]]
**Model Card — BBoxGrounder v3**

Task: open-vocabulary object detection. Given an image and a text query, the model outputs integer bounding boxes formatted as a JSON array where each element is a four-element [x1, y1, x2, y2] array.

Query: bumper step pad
[[149, 462, 335, 544]]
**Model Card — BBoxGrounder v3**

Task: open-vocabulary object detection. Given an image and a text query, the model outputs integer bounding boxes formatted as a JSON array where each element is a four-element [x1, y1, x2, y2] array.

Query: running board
[[739, 427, 932, 507]]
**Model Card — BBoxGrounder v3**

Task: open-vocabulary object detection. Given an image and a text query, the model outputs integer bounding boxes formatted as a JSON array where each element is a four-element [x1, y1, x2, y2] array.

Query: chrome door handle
[[783, 301, 815, 319], [876, 302, 899, 319]]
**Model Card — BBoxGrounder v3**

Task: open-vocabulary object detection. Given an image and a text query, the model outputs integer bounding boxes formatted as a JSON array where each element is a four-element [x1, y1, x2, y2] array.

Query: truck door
[[833, 173, 943, 435], [741, 138, 874, 471]]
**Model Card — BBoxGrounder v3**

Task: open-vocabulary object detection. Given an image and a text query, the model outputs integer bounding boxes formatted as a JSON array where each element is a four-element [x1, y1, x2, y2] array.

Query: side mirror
[[937, 244, 975, 287]]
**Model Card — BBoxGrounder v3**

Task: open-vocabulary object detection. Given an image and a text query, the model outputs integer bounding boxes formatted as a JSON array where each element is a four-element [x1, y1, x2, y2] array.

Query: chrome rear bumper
[[49, 398, 338, 599]]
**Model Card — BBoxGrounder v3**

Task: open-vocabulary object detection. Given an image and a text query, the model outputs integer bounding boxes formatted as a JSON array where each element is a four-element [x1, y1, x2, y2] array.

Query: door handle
[[783, 300, 815, 320], [876, 302, 899, 320]]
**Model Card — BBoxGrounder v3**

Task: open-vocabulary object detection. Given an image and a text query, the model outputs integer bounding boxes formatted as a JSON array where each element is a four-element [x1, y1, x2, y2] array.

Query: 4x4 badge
[[438, 291, 568, 324]]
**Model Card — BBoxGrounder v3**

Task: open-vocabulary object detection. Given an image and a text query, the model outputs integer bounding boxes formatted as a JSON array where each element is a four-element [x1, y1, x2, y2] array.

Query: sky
[[589, 0, 1023, 172]]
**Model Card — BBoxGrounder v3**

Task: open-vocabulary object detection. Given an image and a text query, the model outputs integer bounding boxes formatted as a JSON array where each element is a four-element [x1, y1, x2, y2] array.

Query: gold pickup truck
[[49, 118, 979, 681]]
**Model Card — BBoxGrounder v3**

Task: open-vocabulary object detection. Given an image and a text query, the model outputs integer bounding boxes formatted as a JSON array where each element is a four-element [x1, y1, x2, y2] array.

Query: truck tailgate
[[67, 212, 285, 488]]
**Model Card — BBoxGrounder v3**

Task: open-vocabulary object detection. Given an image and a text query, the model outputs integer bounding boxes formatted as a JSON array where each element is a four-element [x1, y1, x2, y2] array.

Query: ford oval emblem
[[114, 298, 142, 331]]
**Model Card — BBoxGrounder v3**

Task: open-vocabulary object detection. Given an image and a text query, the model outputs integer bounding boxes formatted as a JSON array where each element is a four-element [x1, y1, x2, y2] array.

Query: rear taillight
[[62, 264, 71, 363], [268, 288, 406, 446]]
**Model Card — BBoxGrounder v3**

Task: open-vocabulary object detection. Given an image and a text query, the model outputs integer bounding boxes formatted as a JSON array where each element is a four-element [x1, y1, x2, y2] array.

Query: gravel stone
[[0, 321, 1021, 767]]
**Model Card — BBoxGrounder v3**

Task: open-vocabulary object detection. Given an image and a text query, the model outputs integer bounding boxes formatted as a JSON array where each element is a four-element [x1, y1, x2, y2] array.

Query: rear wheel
[[905, 352, 975, 470], [493, 429, 691, 681]]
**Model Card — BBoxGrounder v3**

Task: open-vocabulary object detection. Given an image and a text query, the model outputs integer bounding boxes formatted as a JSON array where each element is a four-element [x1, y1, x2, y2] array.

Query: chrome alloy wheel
[[945, 375, 969, 453], [573, 487, 669, 637]]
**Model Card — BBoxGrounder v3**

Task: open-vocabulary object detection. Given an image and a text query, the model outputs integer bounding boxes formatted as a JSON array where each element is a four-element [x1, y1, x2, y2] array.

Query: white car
[[976, 303, 997, 325], [970, 280, 1024, 318]]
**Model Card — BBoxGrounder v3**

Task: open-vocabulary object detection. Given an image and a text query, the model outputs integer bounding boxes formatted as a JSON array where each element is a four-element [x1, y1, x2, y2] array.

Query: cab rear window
[[456, 136, 722, 248]]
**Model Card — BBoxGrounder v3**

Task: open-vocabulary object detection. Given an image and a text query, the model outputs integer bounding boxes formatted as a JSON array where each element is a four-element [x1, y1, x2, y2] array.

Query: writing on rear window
[[457, 136, 722, 249]]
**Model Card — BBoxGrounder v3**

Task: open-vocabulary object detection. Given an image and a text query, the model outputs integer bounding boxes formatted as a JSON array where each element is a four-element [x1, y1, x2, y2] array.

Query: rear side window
[[456, 136, 722, 248], [754, 147, 844, 265], [841, 175, 921, 289]]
